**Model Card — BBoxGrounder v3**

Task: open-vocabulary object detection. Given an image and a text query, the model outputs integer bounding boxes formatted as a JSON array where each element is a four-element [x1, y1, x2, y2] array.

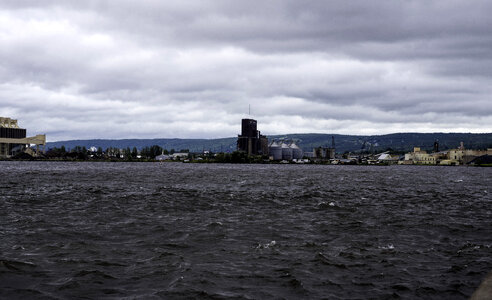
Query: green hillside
[[272, 133, 492, 153], [46, 133, 492, 154]]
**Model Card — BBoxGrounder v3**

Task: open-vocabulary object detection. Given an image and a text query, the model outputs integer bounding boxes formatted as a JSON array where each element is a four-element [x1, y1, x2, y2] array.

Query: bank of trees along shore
[[213, 152, 267, 163], [37, 144, 271, 164], [42, 145, 194, 161], [44, 145, 160, 161]]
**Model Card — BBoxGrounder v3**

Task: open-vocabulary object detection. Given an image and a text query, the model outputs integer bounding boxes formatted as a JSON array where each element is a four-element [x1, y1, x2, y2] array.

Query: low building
[[401, 147, 441, 165], [313, 147, 335, 160], [401, 143, 492, 165], [172, 153, 189, 160], [447, 148, 492, 165], [155, 154, 171, 160], [376, 153, 400, 164], [304, 151, 315, 158]]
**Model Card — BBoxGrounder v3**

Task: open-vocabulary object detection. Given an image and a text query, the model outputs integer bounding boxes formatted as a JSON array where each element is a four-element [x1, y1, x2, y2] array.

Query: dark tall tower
[[241, 119, 258, 138], [237, 118, 267, 155], [433, 140, 439, 153]]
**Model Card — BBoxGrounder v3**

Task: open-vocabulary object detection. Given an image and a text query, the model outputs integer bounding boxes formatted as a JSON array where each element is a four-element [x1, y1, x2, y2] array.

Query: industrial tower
[[237, 119, 268, 155]]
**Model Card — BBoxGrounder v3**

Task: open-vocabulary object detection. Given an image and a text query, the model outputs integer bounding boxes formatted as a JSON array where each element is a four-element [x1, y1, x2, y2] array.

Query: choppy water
[[0, 162, 491, 299]]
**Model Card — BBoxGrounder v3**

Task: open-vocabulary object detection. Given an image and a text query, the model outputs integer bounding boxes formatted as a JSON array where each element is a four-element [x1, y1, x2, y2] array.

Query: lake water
[[0, 162, 491, 299]]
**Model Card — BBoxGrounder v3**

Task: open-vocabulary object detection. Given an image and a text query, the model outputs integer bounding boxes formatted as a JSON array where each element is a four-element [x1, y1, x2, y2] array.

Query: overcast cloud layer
[[1, 1, 491, 141]]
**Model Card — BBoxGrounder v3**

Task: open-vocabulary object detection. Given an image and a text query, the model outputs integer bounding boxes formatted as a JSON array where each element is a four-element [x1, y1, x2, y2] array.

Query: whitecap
[[379, 244, 395, 250], [256, 240, 276, 249]]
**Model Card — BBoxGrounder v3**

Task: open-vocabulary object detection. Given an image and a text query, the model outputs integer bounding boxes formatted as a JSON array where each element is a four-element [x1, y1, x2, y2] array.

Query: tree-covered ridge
[[46, 133, 492, 154]]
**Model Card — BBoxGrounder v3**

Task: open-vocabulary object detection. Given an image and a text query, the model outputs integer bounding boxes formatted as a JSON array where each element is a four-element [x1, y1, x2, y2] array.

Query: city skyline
[[1, 1, 491, 142]]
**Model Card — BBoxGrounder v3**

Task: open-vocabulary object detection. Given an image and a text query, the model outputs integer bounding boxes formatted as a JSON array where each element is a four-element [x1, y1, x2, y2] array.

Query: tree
[[150, 145, 163, 158], [215, 152, 231, 163], [124, 147, 132, 160], [72, 146, 82, 153], [45, 147, 63, 158], [71, 146, 88, 160], [106, 147, 118, 158], [131, 147, 138, 159], [140, 146, 149, 158], [231, 151, 249, 163]]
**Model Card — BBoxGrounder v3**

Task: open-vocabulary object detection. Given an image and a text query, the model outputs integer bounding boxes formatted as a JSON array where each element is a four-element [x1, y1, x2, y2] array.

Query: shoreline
[[1, 158, 491, 167]]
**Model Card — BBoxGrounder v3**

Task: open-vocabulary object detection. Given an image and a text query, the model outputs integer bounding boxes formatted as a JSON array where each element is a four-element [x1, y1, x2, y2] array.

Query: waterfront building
[[447, 147, 492, 165], [0, 117, 46, 158], [171, 153, 190, 160], [237, 118, 268, 156], [376, 153, 400, 164], [401, 143, 492, 165], [155, 154, 171, 160], [311, 136, 336, 161], [268, 141, 282, 160], [401, 147, 441, 165], [303, 151, 315, 158], [268, 140, 304, 161], [313, 147, 335, 160]]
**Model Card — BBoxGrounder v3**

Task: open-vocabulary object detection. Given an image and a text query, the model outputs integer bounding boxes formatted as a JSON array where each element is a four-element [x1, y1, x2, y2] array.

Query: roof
[[172, 153, 189, 157], [155, 154, 171, 160], [377, 153, 398, 160]]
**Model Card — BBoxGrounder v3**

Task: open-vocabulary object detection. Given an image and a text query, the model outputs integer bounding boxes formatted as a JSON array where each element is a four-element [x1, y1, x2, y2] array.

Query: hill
[[46, 133, 492, 154]]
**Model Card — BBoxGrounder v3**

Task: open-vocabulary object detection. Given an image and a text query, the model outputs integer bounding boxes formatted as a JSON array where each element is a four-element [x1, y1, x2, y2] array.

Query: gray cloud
[[0, 1, 491, 141]]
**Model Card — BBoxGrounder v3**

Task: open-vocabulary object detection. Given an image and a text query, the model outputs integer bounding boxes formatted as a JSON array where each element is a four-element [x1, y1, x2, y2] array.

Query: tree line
[[44, 145, 190, 161], [38, 144, 274, 164]]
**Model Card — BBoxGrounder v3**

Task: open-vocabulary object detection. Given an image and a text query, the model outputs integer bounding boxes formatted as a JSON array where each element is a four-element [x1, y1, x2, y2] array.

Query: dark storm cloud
[[0, 1, 491, 141]]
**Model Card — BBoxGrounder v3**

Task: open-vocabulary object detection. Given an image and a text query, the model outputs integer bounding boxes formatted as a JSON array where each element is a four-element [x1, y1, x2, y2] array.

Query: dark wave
[[0, 162, 491, 299]]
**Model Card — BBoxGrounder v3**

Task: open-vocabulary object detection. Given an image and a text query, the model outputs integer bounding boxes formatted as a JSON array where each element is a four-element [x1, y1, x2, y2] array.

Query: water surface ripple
[[0, 162, 491, 299]]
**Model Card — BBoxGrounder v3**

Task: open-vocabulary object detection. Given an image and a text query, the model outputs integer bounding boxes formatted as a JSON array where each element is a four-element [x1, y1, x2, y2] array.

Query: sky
[[1, 1, 491, 141]]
